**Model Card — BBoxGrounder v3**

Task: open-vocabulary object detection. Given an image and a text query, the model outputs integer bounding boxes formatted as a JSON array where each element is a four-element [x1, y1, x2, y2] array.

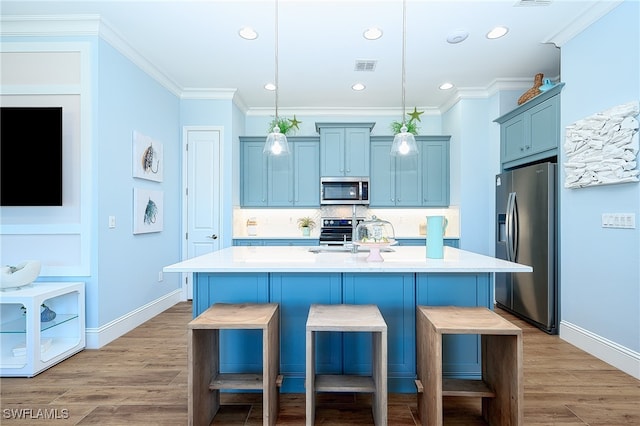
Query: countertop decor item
[[0, 260, 41, 291], [517, 73, 544, 105], [246, 217, 258, 236], [297, 217, 316, 236], [355, 215, 397, 262]]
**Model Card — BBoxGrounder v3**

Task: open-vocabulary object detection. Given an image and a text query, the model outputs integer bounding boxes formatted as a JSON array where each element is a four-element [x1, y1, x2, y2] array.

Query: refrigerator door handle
[[506, 192, 516, 261], [512, 192, 519, 262]]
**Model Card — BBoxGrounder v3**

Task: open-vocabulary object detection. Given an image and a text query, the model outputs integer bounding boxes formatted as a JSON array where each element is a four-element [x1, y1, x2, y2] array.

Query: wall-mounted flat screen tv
[[0, 107, 63, 206]]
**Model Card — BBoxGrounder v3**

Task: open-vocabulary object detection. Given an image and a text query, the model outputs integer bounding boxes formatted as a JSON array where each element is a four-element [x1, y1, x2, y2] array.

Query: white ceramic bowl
[[0, 260, 41, 291]]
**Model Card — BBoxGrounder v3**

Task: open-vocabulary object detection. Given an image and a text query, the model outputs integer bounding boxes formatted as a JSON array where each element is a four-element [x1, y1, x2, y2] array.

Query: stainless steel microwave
[[320, 177, 370, 205]]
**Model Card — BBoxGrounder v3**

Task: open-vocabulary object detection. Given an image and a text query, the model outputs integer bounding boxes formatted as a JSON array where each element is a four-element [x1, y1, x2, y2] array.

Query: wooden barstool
[[306, 304, 388, 426], [188, 303, 281, 426], [415, 306, 523, 425]]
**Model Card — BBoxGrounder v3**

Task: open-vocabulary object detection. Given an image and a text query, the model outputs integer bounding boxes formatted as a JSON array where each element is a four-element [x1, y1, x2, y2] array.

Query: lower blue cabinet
[[343, 273, 416, 392], [270, 273, 342, 392], [192, 270, 493, 392]]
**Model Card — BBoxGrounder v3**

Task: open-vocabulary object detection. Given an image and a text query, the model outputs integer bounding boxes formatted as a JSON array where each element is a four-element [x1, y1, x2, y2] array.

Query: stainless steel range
[[319, 217, 364, 246]]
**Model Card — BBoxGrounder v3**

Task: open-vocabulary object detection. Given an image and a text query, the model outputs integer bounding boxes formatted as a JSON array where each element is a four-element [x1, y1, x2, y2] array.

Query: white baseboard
[[560, 320, 640, 380], [84, 289, 183, 349]]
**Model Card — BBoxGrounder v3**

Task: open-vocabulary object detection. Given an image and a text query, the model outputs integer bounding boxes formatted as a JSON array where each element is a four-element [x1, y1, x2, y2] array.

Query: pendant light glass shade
[[264, 0, 289, 156], [390, 125, 418, 156], [390, 0, 418, 157], [264, 125, 289, 155]]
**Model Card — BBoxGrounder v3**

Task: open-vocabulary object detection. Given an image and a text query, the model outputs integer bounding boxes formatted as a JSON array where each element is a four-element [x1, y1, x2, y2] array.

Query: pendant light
[[390, 0, 418, 156], [263, 0, 290, 155]]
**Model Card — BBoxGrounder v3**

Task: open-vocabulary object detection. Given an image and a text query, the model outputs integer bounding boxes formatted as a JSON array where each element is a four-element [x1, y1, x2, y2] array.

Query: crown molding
[[543, 1, 623, 47], [1, 15, 183, 97]]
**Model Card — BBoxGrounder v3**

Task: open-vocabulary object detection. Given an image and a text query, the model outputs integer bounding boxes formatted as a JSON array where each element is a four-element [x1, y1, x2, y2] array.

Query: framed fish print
[[133, 130, 163, 182], [133, 188, 163, 234]]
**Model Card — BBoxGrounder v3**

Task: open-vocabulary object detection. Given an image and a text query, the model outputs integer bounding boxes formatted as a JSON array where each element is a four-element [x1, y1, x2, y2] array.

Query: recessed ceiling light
[[446, 30, 468, 44], [439, 82, 454, 90], [363, 27, 383, 40], [239, 27, 258, 40], [486, 26, 509, 39], [264, 83, 276, 91], [352, 83, 366, 91]]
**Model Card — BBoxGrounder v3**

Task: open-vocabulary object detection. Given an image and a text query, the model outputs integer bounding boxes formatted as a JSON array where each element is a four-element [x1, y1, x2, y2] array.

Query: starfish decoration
[[407, 107, 424, 123], [288, 115, 302, 130]]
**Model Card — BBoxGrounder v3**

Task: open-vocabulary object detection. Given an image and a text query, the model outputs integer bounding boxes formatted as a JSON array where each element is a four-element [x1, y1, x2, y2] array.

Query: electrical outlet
[[158, 271, 163, 282]]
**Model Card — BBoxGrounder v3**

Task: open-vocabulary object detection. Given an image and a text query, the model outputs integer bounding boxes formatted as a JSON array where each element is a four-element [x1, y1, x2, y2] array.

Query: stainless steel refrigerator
[[495, 162, 558, 334]]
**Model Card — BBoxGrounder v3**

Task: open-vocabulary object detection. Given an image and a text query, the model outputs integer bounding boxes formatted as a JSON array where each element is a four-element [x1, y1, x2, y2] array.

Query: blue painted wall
[[560, 1, 639, 352], [95, 39, 182, 326]]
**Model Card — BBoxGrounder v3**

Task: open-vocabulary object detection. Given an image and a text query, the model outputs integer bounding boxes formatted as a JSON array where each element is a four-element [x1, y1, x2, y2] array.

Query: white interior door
[[182, 126, 223, 300]]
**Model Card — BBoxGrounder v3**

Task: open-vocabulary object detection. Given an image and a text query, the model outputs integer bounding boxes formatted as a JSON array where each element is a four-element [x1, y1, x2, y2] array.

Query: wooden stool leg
[[482, 334, 523, 425], [305, 328, 315, 426], [264, 308, 280, 426], [417, 313, 443, 426], [189, 328, 219, 426], [372, 330, 388, 425]]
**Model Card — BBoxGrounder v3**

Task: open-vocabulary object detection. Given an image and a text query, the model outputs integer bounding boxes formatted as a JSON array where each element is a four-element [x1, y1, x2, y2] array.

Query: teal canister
[[426, 216, 448, 259]]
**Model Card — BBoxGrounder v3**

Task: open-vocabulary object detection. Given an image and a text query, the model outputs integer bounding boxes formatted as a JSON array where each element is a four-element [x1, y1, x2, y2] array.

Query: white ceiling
[[0, 1, 621, 114]]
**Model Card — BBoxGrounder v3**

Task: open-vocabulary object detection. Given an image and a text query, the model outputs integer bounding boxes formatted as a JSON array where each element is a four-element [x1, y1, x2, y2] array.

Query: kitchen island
[[164, 245, 531, 393]]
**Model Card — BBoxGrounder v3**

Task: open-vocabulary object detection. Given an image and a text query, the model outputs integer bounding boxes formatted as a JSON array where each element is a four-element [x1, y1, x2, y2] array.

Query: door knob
[[208, 234, 218, 240]]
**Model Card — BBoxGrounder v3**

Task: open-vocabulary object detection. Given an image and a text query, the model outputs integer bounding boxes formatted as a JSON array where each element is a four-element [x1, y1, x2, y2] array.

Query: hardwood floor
[[1, 301, 638, 425]]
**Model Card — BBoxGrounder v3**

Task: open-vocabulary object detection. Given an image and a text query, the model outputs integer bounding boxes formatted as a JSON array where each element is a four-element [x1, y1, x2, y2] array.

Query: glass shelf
[[0, 314, 79, 334]]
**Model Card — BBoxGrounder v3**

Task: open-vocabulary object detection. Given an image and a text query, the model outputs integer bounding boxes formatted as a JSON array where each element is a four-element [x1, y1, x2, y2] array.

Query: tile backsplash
[[233, 206, 460, 239]]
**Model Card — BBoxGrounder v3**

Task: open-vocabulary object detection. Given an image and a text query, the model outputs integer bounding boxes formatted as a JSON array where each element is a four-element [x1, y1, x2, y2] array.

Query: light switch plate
[[602, 213, 636, 229]]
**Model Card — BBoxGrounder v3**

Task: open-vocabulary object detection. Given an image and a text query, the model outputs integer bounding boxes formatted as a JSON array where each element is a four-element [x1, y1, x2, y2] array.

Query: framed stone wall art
[[133, 130, 163, 182], [133, 188, 163, 234], [564, 101, 639, 189]]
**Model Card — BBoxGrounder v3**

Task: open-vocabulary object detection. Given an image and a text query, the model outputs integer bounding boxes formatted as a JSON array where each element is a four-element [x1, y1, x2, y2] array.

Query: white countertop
[[164, 246, 531, 274]]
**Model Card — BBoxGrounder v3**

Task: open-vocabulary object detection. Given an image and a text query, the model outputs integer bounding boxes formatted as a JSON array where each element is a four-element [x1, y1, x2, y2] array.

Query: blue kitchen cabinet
[[233, 239, 265, 246], [495, 83, 564, 170], [267, 144, 293, 206], [370, 135, 450, 207], [370, 137, 421, 206], [316, 122, 375, 177], [343, 273, 417, 392], [270, 273, 342, 392], [416, 273, 491, 379], [421, 137, 450, 206], [240, 136, 320, 207], [233, 239, 318, 246], [293, 139, 320, 206], [240, 139, 268, 206], [396, 238, 459, 248]]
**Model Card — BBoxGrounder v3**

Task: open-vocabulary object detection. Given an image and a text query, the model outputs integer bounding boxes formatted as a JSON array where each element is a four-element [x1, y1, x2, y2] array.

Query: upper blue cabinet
[[370, 135, 450, 207], [495, 83, 564, 170], [316, 122, 375, 177], [240, 136, 320, 207]]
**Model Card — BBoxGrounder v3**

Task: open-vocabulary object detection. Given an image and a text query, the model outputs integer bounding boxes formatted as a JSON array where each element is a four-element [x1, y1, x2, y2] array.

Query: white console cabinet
[[1, 282, 85, 377]]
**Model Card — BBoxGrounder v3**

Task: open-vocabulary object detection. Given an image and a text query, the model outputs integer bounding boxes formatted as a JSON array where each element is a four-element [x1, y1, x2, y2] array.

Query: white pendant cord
[[401, 0, 407, 127], [274, 0, 280, 123]]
